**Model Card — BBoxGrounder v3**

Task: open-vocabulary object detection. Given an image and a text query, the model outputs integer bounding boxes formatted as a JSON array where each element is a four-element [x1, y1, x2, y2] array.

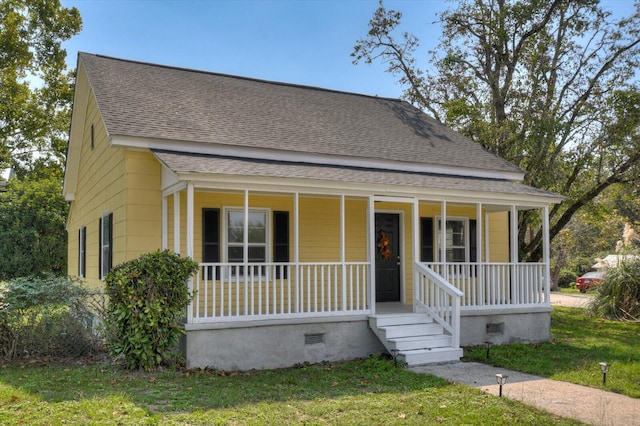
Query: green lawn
[[463, 306, 640, 398], [0, 356, 580, 425]]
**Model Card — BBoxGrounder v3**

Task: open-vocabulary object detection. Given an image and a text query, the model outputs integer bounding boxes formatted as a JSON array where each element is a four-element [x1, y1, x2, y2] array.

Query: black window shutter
[[78, 227, 86, 277], [470, 219, 477, 263], [273, 211, 289, 278], [78, 228, 82, 276], [107, 213, 113, 272], [98, 217, 102, 278], [420, 218, 434, 262], [202, 209, 220, 278], [202, 209, 220, 262]]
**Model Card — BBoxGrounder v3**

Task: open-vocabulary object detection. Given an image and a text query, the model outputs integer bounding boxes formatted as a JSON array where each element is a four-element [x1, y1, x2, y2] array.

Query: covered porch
[[161, 176, 553, 367]]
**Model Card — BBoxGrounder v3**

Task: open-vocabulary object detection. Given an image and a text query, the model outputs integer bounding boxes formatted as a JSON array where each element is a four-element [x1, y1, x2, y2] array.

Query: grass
[[463, 306, 640, 398], [0, 356, 580, 425]]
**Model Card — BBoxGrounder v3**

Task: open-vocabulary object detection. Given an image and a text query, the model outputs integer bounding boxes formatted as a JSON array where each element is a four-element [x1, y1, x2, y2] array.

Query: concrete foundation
[[182, 316, 385, 371], [459, 307, 552, 346]]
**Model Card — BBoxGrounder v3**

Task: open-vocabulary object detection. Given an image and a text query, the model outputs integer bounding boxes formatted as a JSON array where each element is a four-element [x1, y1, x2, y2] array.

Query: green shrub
[[0, 275, 98, 359], [589, 257, 640, 320], [557, 269, 578, 288], [104, 250, 199, 370]]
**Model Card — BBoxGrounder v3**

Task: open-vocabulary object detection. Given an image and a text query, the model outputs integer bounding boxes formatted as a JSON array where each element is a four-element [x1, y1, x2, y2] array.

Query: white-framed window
[[78, 225, 86, 278], [224, 208, 270, 276], [436, 216, 469, 262], [99, 212, 113, 279]]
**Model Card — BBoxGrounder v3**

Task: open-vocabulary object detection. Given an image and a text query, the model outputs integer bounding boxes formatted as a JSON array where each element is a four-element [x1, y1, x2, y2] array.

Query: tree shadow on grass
[[0, 355, 451, 413]]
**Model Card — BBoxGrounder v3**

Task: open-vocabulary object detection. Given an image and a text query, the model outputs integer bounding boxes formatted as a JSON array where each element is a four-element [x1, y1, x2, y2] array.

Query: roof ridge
[[78, 51, 401, 102]]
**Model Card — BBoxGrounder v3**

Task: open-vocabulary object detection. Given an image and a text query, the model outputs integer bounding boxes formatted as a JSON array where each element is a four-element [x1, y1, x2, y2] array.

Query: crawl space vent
[[305, 333, 324, 345]]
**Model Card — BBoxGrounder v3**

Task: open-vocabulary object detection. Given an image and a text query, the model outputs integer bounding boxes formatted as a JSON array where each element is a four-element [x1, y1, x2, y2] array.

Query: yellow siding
[[67, 92, 162, 289], [66, 88, 127, 289], [124, 151, 162, 259], [488, 211, 510, 262]]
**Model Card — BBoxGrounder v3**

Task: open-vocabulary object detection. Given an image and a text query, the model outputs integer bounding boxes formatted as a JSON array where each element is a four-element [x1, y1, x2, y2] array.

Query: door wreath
[[378, 230, 392, 260]]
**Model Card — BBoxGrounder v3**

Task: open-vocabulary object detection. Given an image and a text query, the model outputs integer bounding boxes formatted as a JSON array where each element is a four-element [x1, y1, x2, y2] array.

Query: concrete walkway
[[550, 292, 593, 308], [412, 362, 640, 426]]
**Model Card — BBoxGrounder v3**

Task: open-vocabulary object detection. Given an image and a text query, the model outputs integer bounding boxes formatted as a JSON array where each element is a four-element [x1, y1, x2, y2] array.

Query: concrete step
[[388, 334, 452, 351], [399, 347, 463, 366], [379, 323, 444, 339], [369, 313, 433, 328]]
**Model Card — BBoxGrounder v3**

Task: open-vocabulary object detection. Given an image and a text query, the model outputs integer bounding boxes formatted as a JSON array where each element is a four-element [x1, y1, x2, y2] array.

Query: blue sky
[[61, 0, 637, 99]]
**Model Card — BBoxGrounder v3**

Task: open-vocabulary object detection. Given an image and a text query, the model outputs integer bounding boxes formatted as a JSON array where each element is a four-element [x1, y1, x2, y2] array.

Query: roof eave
[[114, 135, 526, 182]]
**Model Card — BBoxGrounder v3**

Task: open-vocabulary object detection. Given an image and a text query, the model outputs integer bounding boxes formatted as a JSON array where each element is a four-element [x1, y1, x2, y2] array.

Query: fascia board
[[111, 135, 525, 182], [172, 171, 563, 207], [63, 60, 89, 200]]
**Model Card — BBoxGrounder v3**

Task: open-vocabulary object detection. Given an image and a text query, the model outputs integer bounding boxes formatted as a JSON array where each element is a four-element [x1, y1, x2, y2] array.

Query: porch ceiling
[[153, 150, 563, 203]]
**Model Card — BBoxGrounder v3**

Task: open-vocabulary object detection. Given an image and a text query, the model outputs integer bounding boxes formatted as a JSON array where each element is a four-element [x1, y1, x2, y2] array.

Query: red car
[[575, 271, 605, 293]]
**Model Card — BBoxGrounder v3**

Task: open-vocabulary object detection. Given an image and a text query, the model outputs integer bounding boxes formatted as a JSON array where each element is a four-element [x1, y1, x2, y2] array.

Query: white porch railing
[[189, 262, 370, 323], [414, 262, 463, 348], [425, 262, 548, 307]]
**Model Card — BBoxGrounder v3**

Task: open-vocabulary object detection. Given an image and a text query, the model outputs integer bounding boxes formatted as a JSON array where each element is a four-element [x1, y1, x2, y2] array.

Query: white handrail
[[414, 262, 462, 348]]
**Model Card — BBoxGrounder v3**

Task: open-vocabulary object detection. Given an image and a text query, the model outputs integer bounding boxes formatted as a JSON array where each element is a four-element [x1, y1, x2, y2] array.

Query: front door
[[375, 213, 401, 302]]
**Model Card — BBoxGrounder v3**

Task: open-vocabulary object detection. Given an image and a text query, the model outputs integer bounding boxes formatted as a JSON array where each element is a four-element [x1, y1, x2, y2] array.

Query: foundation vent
[[305, 333, 324, 345], [486, 323, 504, 334]]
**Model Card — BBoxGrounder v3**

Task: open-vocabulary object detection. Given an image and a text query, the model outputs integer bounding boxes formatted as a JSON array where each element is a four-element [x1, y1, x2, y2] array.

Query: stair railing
[[414, 262, 463, 348]]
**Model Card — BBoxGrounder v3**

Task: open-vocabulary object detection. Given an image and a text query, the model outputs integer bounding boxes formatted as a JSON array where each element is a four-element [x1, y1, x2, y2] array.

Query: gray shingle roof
[[79, 53, 522, 176], [153, 150, 558, 199]]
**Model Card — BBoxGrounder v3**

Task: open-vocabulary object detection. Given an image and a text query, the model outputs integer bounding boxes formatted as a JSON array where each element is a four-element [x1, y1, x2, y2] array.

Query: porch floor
[[374, 302, 413, 314]]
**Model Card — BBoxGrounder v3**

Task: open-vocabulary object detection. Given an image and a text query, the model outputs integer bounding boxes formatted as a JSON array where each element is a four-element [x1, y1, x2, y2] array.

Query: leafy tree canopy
[[353, 0, 640, 260], [0, 0, 81, 177], [0, 177, 68, 280]]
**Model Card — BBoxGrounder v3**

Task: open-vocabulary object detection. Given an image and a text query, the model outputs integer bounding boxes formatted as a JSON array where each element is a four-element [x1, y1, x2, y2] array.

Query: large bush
[[0, 178, 68, 280], [0, 275, 98, 359], [104, 250, 199, 370], [589, 257, 640, 320]]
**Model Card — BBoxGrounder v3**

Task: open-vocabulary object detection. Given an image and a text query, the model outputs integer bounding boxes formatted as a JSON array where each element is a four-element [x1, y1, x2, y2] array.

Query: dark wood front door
[[375, 213, 401, 302]]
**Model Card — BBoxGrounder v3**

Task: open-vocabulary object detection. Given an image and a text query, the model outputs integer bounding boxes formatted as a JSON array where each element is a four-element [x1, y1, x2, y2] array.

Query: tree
[[0, 0, 82, 177], [0, 177, 68, 280], [353, 0, 640, 260]]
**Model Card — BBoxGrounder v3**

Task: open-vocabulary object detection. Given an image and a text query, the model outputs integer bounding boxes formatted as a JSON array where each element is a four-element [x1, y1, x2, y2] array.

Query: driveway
[[549, 292, 593, 308]]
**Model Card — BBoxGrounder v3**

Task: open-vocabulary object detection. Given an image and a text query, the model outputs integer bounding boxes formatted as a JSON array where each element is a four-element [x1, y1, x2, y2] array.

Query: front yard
[[1, 306, 634, 424], [0, 356, 579, 425], [464, 306, 640, 398]]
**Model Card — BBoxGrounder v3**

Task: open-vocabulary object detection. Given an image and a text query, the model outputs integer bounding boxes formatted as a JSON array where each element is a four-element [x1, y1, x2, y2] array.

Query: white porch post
[[186, 184, 194, 324], [173, 192, 181, 254], [412, 198, 419, 311], [510, 205, 518, 303], [542, 205, 551, 304], [441, 200, 447, 280], [340, 195, 347, 311], [161, 196, 168, 250], [476, 202, 484, 305], [186, 183, 194, 259], [243, 190, 249, 264], [294, 192, 300, 313], [484, 211, 490, 262], [368, 195, 376, 314]]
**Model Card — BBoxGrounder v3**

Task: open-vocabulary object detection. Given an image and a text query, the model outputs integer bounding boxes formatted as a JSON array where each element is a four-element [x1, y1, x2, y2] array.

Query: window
[[99, 212, 113, 279], [436, 217, 468, 262], [203, 208, 289, 278], [225, 209, 268, 263], [78, 226, 86, 277]]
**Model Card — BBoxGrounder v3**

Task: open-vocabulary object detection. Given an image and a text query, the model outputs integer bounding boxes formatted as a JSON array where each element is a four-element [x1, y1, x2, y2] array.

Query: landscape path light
[[599, 362, 611, 385], [495, 373, 508, 397], [484, 341, 493, 359]]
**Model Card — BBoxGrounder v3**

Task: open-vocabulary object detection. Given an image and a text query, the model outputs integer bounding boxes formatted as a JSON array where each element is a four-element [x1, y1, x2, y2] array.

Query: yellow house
[[63, 53, 563, 370]]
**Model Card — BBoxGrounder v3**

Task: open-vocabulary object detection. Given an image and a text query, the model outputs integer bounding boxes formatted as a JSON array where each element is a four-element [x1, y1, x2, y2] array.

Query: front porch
[[185, 259, 551, 367], [162, 183, 553, 369]]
